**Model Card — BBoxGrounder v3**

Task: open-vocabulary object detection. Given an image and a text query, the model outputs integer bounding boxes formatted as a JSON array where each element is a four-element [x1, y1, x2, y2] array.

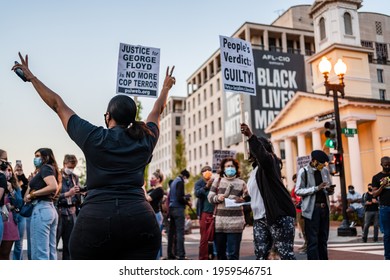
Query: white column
[[297, 133, 307, 157], [311, 128, 322, 150], [272, 140, 281, 158], [300, 34, 306, 55], [263, 30, 269, 51], [282, 32, 287, 53], [346, 119, 364, 194], [285, 137, 294, 190]]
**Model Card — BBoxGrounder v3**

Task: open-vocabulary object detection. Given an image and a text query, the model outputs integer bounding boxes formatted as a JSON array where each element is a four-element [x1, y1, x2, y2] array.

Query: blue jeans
[[12, 214, 26, 260], [155, 211, 163, 259], [304, 205, 330, 260], [380, 205, 390, 260], [30, 201, 58, 260], [215, 232, 243, 260]]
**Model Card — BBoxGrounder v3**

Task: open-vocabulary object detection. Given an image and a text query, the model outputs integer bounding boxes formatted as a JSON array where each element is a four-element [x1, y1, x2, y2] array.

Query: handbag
[[19, 201, 37, 217], [206, 178, 221, 242], [1, 205, 9, 222]]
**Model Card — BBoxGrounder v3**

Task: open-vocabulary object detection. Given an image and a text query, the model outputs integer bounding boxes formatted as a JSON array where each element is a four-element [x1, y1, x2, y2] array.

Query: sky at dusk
[[1, 0, 388, 175]]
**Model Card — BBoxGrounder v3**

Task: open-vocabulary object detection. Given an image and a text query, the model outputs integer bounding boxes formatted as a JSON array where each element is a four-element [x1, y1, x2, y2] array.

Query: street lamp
[[319, 57, 357, 237]]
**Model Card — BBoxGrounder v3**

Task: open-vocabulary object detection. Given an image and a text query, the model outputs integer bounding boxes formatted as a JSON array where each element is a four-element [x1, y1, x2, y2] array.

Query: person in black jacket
[[241, 123, 296, 260]]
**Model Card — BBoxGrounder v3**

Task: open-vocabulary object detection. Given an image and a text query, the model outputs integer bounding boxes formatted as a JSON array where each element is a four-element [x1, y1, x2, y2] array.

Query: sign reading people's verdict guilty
[[116, 43, 160, 97]]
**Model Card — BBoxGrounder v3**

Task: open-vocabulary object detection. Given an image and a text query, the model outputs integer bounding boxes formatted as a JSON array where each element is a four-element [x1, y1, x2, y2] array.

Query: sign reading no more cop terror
[[219, 35, 256, 96], [117, 43, 160, 98]]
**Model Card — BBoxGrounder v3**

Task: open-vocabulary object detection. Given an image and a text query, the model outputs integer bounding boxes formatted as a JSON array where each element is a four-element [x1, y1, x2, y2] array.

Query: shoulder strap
[[304, 168, 308, 187]]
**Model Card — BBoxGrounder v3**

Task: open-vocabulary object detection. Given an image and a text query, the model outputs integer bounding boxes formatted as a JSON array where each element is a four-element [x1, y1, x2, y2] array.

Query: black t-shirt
[[17, 174, 29, 198], [364, 192, 379, 212], [147, 187, 164, 213], [67, 115, 159, 190], [29, 164, 56, 201], [372, 172, 390, 206], [0, 172, 7, 206], [314, 170, 326, 204]]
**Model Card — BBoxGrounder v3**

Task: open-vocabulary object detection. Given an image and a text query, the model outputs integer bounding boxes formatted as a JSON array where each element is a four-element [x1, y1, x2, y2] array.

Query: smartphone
[[14, 61, 28, 82]]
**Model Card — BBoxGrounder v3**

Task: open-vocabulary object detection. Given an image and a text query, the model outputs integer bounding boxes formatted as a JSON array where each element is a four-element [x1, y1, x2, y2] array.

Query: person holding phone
[[12, 52, 176, 260], [295, 150, 334, 260]]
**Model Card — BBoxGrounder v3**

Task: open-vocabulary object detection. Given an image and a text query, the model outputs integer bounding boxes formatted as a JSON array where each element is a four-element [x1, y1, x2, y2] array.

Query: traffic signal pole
[[325, 80, 357, 236]]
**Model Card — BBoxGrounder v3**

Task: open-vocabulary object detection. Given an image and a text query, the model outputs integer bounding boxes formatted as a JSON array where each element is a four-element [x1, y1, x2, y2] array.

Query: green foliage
[[77, 157, 87, 187], [172, 133, 187, 177], [236, 152, 253, 182], [135, 98, 143, 121]]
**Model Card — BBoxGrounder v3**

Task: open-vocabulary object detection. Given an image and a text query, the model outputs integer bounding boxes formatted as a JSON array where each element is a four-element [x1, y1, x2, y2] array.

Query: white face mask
[[64, 168, 74, 175]]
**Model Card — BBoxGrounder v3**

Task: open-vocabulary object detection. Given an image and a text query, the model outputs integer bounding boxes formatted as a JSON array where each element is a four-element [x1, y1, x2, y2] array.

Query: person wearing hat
[[295, 150, 335, 260], [194, 165, 215, 260]]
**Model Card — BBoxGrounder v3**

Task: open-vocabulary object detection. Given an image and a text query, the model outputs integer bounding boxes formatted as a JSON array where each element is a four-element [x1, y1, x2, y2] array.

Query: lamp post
[[319, 57, 357, 237]]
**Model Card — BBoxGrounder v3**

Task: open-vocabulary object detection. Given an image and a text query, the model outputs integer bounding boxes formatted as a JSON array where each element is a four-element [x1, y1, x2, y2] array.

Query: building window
[[211, 121, 215, 134], [344, 12, 353, 35], [217, 78, 220, 91], [217, 98, 221, 111], [175, 116, 181, 126], [194, 148, 197, 160], [188, 117, 191, 129], [188, 133, 191, 145], [377, 69, 384, 83], [187, 101, 191, 112], [210, 84, 213, 96], [205, 143, 208, 156], [212, 140, 215, 152], [205, 125, 208, 137], [319, 17, 326, 40], [376, 21, 383, 35], [193, 114, 195, 126], [203, 89, 207, 101], [194, 131, 196, 143], [199, 128, 202, 140], [218, 117, 222, 131], [204, 107, 207, 118], [218, 137, 222, 149], [376, 43, 388, 64], [189, 150, 191, 161], [380, 89, 386, 100], [198, 93, 200, 105], [198, 111, 201, 123], [199, 146, 202, 158], [176, 130, 180, 138], [361, 40, 373, 48], [210, 102, 214, 115]]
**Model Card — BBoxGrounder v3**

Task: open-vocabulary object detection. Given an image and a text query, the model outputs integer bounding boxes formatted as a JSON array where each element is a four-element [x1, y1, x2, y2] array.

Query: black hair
[[218, 157, 240, 178], [107, 95, 153, 140], [153, 169, 164, 182], [35, 148, 60, 183], [180, 169, 190, 179]]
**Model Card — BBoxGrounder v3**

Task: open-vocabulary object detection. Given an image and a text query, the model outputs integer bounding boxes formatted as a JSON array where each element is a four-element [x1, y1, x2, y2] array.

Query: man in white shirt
[[346, 185, 364, 228]]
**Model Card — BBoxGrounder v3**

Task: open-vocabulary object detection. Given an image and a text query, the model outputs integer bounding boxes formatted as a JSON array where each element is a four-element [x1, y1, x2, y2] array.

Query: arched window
[[344, 12, 353, 35], [319, 17, 326, 40]]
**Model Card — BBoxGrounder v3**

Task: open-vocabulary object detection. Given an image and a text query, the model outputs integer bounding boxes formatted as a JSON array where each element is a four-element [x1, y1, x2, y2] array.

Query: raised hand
[[11, 52, 37, 82]]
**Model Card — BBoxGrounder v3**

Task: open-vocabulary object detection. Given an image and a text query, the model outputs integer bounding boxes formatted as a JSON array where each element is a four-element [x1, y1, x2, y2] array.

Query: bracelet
[[30, 190, 36, 199]]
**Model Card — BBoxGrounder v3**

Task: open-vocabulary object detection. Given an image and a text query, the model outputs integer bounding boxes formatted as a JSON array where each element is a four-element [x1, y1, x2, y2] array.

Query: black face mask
[[383, 167, 390, 173], [368, 188, 373, 192]]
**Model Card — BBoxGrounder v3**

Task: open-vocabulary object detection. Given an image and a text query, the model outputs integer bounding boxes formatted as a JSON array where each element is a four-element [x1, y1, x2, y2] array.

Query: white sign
[[296, 155, 311, 171], [212, 150, 236, 173], [116, 43, 160, 97], [219, 35, 256, 96]]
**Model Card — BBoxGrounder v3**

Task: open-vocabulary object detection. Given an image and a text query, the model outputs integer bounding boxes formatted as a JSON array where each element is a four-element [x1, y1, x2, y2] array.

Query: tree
[[173, 133, 187, 177], [135, 98, 143, 121], [236, 152, 253, 182], [77, 157, 87, 187]]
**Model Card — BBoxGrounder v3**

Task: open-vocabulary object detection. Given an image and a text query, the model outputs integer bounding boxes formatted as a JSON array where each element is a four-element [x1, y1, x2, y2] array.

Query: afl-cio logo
[[262, 54, 290, 62]]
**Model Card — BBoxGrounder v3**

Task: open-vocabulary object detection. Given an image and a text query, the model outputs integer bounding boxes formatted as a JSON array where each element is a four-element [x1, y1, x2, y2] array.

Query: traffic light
[[328, 154, 337, 175], [324, 120, 337, 149], [333, 153, 343, 174]]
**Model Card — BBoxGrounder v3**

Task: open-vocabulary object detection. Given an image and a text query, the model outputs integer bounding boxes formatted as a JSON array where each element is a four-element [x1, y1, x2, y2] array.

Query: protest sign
[[219, 35, 256, 96], [212, 150, 236, 173], [296, 155, 311, 171], [116, 43, 160, 97]]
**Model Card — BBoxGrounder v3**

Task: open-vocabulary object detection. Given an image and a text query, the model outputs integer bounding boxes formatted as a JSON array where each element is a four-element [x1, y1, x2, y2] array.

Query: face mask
[[203, 170, 212, 181], [5, 171, 12, 181], [368, 188, 372, 192], [64, 168, 74, 175], [384, 167, 390, 173], [150, 179, 157, 186], [349, 190, 355, 194], [33, 157, 43, 168], [225, 167, 236, 177], [315, 162, 325, 171]]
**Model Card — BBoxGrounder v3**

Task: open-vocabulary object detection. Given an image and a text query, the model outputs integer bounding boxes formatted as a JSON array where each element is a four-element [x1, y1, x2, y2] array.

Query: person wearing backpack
[[295, 150, 335, 260], [362, 184, 379, 243]]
